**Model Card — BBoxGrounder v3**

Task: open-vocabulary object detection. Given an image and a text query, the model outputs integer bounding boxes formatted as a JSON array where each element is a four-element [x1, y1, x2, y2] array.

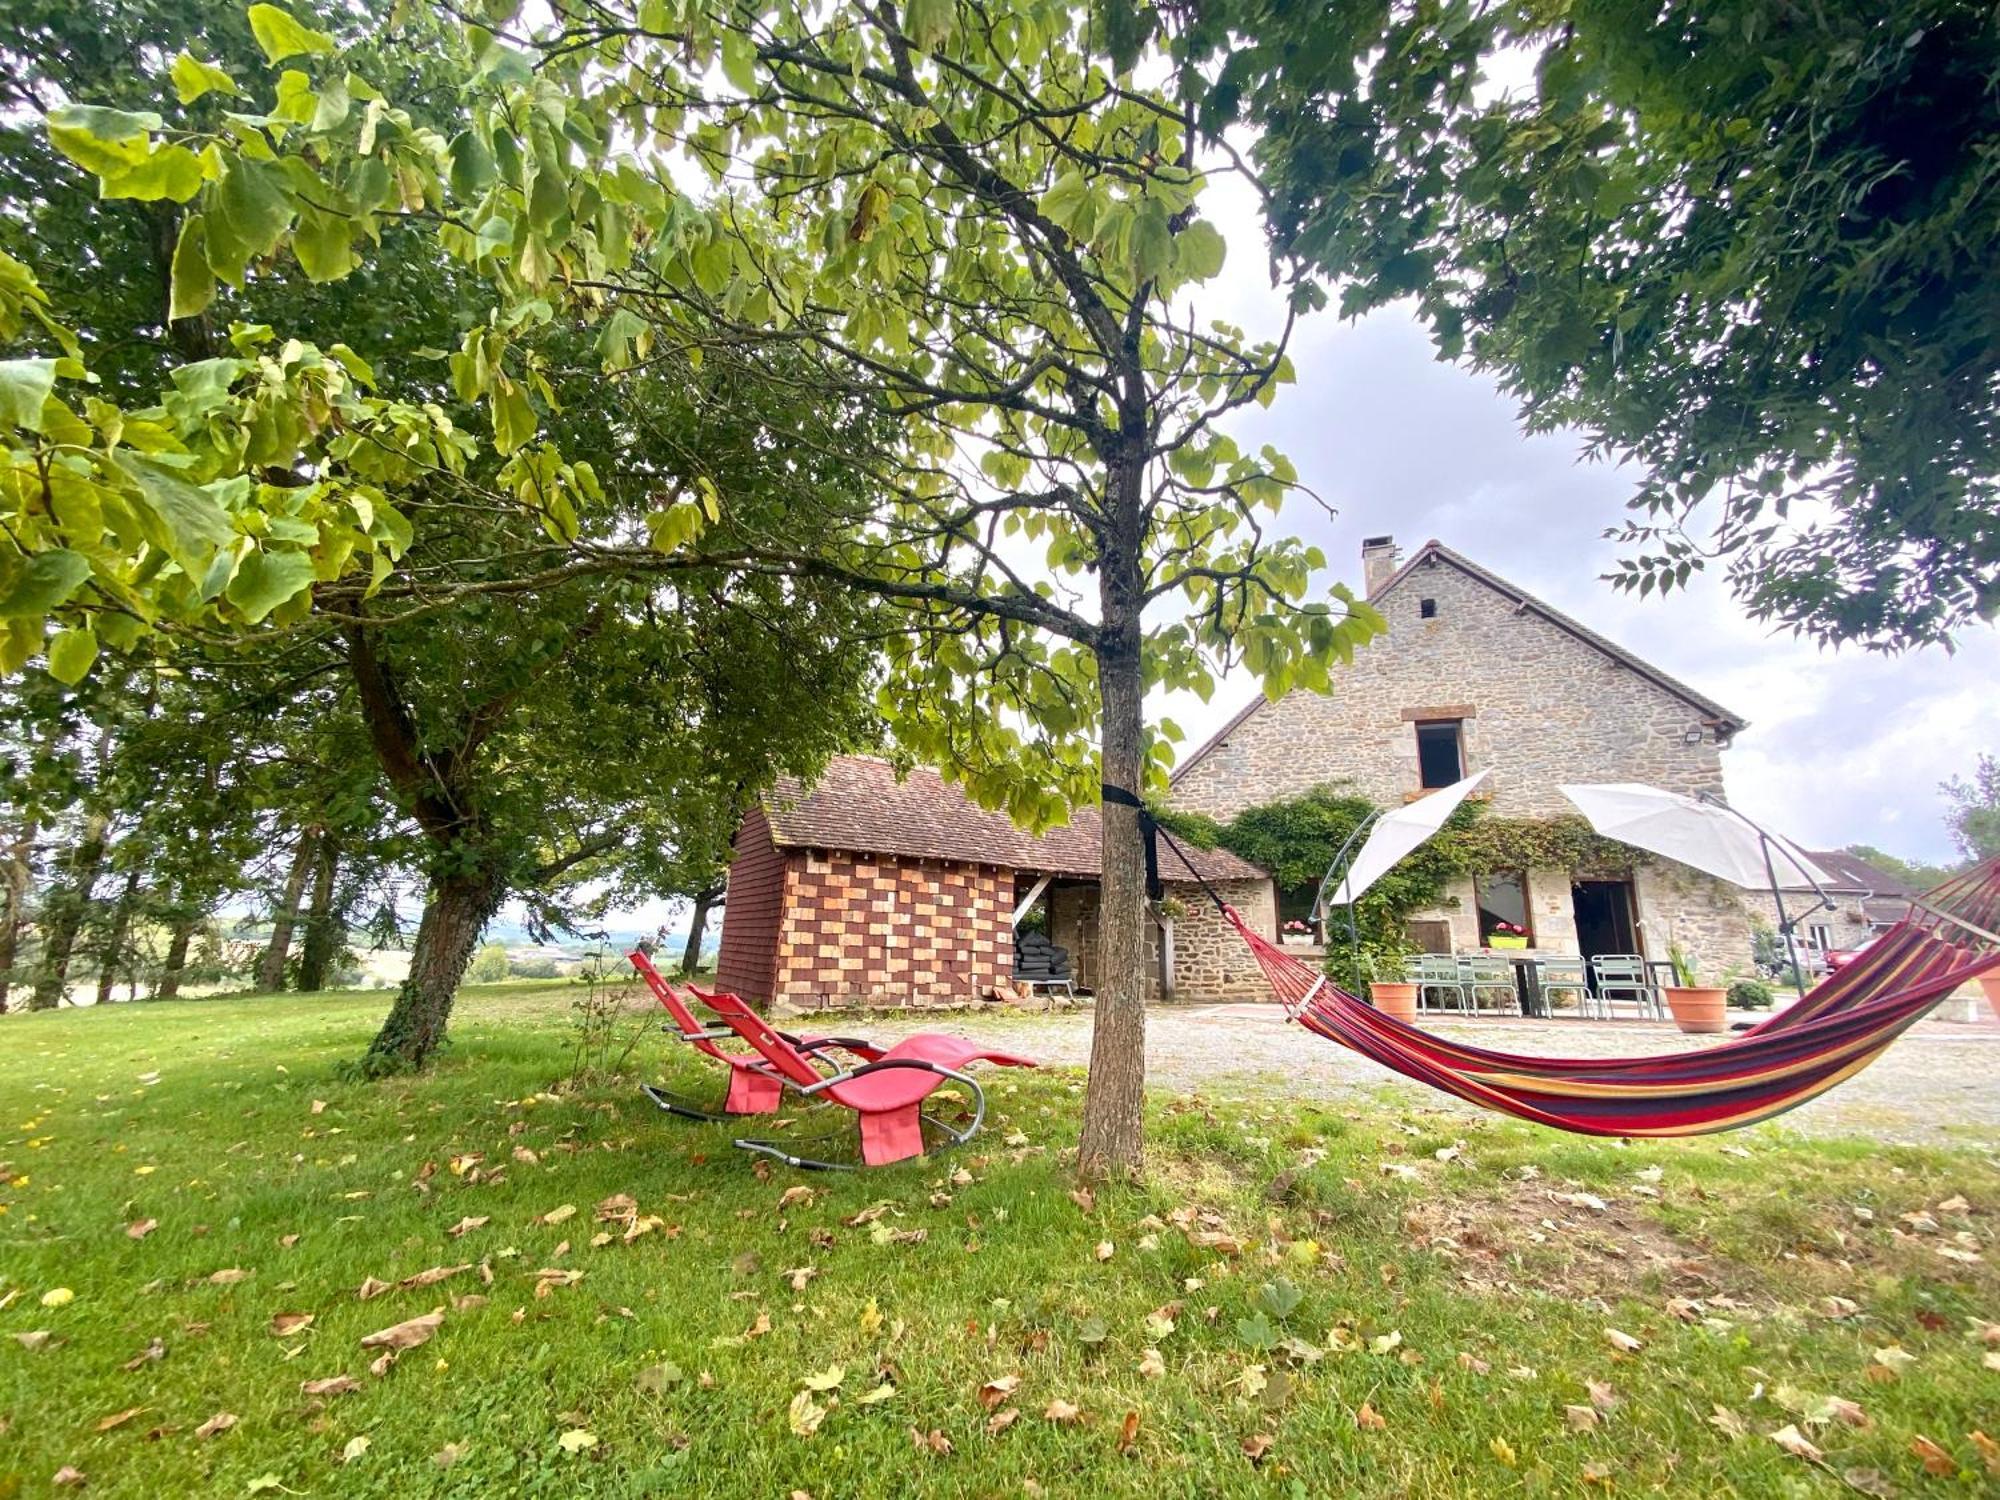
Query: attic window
[[1415, 720, 1464, 789], [1419, 597, 1437, 619]]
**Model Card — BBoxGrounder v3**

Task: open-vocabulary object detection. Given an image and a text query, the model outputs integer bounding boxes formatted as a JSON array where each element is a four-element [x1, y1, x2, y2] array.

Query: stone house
[[1168, 536, 1786, 982], [1748, 848, 1918, 971], [714, 754, 1274, 1009]]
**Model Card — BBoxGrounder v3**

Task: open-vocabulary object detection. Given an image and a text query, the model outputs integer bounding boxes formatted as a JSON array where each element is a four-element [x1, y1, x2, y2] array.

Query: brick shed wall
[[715, 809, 785, 1001], [771, 851, 1011, 1009]]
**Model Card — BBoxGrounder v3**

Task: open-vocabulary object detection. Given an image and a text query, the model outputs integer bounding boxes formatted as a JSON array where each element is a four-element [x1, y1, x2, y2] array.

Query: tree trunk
[[680, 884, 723, 975], [296, 834, 342, 992], [361, 864, 507, 1075], [93, 865, 143, 1007], [1076, 461, 1150, 1180], [29, 816, 109, 1010], [0, 812, 37, 1014], [257, 827, 320, 993], [155, 913, 199, 1002]]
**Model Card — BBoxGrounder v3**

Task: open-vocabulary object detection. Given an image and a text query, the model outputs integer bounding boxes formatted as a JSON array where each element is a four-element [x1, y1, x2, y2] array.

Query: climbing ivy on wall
[[1443, 814, 1643, 878]]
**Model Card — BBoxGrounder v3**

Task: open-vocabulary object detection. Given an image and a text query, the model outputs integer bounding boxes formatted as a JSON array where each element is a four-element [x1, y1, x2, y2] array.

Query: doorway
[[1571, 880, 1639, 963]]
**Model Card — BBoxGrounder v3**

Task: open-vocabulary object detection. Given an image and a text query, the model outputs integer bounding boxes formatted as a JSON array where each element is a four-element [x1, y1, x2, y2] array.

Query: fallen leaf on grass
[[126, 1219, 157, 1240], [340, 1435, 369, 1463], [121, 1338, 165, 1371], [1094, 1241, 1114, 1262], [433, 1442, 468, 1467], [1602, 1328, 1642, 1353], [206, 1269, 251, 1286], [1355, 1402, 1387, 1431], [1709, 1406, 1748, 1439], [910, 1426, 952, 1454], [1138, 1348, 1165, 1379], [856, 1382, 896, 1406], [195, 1412, 236, 1439], [1564, 1405, 1600, 1433], [1044, 1399, 1082, 1424], [268, 1313, 314, 1337], [399, 1264, 470, 1291], [979, 1375, 1020, 1409], [447, 1216, 489, 1239], [1966, 1430, 1999, 1475], [1586, 1380, 1619, 1413], [14, 1331, 51, 1351], [95, 1407, 147, 1432], [788, 1391, 827, 1438], [355, 1277, 391, 1301], [1770, 1424, 1823, 1462], [1909, 1436, 1955, 1476], [1117, 1409, 1140, 1455], [778, 1185, 816, 1212], [557, 1429, 597, 1453], [53, 1467, 86, 1487], [359, 1310, 443, 1353], [1241, 1433, 1275, 1463], [301, 1375, 360, 1397], [800, 1365, 844, 1393], [537, 1204, 576, 1227]]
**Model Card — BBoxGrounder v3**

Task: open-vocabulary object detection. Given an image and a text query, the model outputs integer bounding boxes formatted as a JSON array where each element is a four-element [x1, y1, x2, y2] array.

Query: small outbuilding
[[715, 755, 1274, 1010]]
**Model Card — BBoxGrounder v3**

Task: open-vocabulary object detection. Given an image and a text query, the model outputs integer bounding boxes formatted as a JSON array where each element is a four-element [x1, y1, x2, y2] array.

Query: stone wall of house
[[1634, 864, 1758, 981], [771, 851, 1011, 1008], [1048, 877, 1277, 1002], [1739, 892, 1879, 959], [1170, 556, 1730, 822]]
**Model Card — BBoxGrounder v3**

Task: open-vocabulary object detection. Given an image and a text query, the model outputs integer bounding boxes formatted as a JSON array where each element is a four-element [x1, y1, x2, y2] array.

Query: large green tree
[[1183, 0, 2000, 648]]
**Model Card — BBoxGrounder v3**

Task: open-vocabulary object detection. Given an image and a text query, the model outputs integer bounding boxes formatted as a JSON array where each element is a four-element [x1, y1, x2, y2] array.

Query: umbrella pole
[[1759, 835, 1808, 1000]]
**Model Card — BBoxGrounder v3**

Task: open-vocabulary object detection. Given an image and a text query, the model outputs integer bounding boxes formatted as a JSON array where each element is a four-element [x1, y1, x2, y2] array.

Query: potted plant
[[1662, 943, 1727, 1034], [1980, 971, 2000, 1022], [1281, 918, 1316, 947], [1360, 953, 1419, 1023], [1486, 921, 1529, 951]]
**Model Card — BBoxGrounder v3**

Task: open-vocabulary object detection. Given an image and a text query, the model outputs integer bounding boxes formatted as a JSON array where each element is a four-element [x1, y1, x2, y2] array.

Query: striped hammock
[[1222, 858, 2000, 1137]]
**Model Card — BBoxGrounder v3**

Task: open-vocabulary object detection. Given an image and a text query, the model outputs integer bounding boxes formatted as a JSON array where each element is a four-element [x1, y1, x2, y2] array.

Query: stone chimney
[[1361, 535, 1401, 596]]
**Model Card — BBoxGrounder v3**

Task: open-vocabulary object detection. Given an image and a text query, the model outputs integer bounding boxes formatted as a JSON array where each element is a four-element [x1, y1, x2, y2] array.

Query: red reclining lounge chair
[[697, 985, 1037, 1169], [627, 949, 883, 1122]]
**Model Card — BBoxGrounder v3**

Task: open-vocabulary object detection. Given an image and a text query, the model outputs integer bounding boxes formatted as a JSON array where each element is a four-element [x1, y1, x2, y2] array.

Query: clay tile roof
[[762, 755, 1267, 884]]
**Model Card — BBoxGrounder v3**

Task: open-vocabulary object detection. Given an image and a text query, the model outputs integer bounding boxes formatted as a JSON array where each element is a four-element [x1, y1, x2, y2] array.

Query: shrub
[[466, 943, 511, 984], [1727, 977, 1775, 1010], [510, 957, 560, 980]]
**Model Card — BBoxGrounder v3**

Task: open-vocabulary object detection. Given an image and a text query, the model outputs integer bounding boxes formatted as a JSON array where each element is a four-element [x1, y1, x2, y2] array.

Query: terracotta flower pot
[[1369, 982, 1419, 1023], [1663, 985, 1728, 1035], [1981, 974, 2000, 1022]]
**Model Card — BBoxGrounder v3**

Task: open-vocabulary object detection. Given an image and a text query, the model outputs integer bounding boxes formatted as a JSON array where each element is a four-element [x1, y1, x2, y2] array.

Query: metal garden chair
[[1458, 954, 1520, 1014], [1535, 956, 1591, 1016], [1405, 954, 1468, 1013], [1590, 954, 1661, 1019]]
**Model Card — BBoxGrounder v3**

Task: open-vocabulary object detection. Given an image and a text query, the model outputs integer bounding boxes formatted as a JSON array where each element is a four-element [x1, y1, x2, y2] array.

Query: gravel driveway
[[847, 1002, 2000, 1147]]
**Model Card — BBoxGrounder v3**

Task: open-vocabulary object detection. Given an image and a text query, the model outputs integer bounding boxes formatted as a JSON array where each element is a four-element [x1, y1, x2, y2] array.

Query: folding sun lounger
[[695, 985, 1038, 1169], [627, 949, 883, 1122]]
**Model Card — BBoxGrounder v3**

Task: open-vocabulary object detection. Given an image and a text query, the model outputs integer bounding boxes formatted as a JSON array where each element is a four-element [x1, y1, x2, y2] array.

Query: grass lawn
[[2, 985, 1997, 1497]]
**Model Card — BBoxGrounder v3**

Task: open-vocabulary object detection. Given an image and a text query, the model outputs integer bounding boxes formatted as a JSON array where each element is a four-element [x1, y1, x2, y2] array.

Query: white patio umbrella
[[1557, 782, 1835, 996], [1556, 783, 1832, 891], [1316, 768, 1492, 914]]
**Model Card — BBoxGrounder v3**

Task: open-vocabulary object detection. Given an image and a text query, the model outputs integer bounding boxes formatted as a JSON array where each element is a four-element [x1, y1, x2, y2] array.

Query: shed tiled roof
[[762, 755, 1268, 884], [1798, 849, 1915, 897]]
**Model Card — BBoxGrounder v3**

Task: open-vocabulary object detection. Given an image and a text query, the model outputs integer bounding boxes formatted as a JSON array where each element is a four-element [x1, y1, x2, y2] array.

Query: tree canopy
[[1185, 0, 2000, 649]]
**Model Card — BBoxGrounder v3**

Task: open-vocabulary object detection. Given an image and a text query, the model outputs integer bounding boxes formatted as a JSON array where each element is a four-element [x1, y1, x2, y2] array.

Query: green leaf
[[46, 105, 158, 177], [169, 216, 217, 321], [206, 156, 294, 283], [0, 358, 57, 431], [490, 377, 535, 454], [99, 144, 205, 203], [117, 455, 234, 575], [448, 130, 498, 198], [292, 210, 355, 281], [1130, 198, 1173, 282], [903, 0, 956, 52], [226, 547, 316, 623], [247, 4, 336, 63], [170, 52, 239, 104], [1174, 220, 1227, 281], [1037, 170, 1089, 231], [0, 550, 93, 617], [720, 31, 758, 93], [46, 626, 99, 685]]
